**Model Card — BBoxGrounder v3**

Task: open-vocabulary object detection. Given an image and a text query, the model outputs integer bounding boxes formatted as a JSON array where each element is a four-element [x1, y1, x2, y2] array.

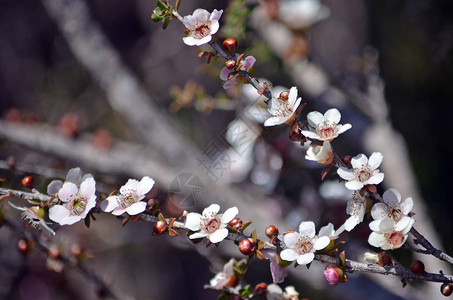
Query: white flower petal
[[125, 201, 147, 216], [344, 215, 359, 231], [101, 196, 119, 212], [337, 123, 352, 134], [324, 108, 341, 124], [112, 207, 127, 216], [337, 168, 354, 181], [47, 180, 63, 195], [306, 111, 324, 127], [401, 197, 413, 215], [371, 203, 387, 220], [203, 204, 220, 216], [301, 130, 320, 139], [66, 167, 82, 184], [383, 188, 400, 206], [351, 154, 367, 168], [296, 252, 314, 265], [368, 232, 386, 248], [137, 176, 155, 196], [49, 205, 70, 224], [367, 173, 384, 185], [368, 152, 384, 170], [318, 223, 334, 237], [79, 177, 96, 198], [189, 232, 208, 240], [58, 182, 78, 202], [345, 180, 363, 191], [280, 249, 299, 262], [221, 207, 238, 223], [288, 86, 298, 106], [283, 232, 300, 248], [314, 236, 330, 250], [185, 212, 202, 231], [298, 221, 315, 237], [60, 215, 82, 226], [209, 228, 228, 243]]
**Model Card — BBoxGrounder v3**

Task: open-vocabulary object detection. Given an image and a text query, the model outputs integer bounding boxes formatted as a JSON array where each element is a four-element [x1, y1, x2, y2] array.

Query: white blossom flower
[[368, 217, 414, 250], [185, 204, 238, 243], [343, 191, 367, 231], [49, 177, 97, 225], [301, 108, 351, 141], [208, 258, 238, 290], [305, 141, 334, 165], [267, 284, 299, 300], [371, 188, 413, 231], [280, 221, 330, 265], [319, 222, 344, 240], [101, 176, 155, 216], [337, 152, 385, 190], [182, 9, 223, 46], [220, 56, 256, 89], [264, 86, 302, 126]]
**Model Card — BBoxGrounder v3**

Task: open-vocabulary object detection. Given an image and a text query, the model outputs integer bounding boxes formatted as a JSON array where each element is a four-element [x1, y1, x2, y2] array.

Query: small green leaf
[[158, 212, 165, 222], [175, 0, 181, 10], [241, 221, 252, 232], [339, 250, 346, 268]]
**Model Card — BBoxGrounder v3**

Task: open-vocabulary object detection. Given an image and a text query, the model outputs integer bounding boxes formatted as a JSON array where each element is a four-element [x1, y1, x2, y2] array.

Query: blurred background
[[1, 0, 453, 299]]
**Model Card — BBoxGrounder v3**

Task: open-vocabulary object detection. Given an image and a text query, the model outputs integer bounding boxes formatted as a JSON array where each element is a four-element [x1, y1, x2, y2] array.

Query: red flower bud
[[279, 91, 289, 101], [238, 238, 256, 256], [410, 260, 425, 275], [223, 38, 237, 52], [254, 282, 267, 296], [341, 156, 352, 168], [265, 225, 279, 239], [441, 283, 453, 296], [21, 176, 34, 189], [229, 217, 243, 231], [153, 220, 168, 235], [323, 263, 347, 285], [226, 59, 237, 69], [17, 239, 31, 254]]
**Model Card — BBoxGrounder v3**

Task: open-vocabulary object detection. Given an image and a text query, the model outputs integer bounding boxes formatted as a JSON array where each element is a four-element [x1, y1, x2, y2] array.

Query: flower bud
[[254, 282, 267, 296], [226, 59, 237, 69], [48, 244, 61, 259], [153, 220, 168, 235], [323, 263, 347, 285], [341, 156, 352, 168], [238, 238, 256, 256], [441, 283, 453, 296], [223, 38, 237, 52], [279, 91, 289, 101], [17, 239, 31, 254], [410, 260, 425, 275], [265, 225, 279, 239], [229, 217, 243, 231], [21, 176, 34, 189]]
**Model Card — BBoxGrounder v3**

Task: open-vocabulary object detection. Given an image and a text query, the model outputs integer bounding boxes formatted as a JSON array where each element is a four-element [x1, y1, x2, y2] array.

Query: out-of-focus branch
[[2, 186, 452, 286], [1, 217, 127, 300], [40, 0, 198, 166]]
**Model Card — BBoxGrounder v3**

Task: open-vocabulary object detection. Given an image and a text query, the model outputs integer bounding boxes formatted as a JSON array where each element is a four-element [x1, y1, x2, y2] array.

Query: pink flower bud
[[323, 263, 346, 285]]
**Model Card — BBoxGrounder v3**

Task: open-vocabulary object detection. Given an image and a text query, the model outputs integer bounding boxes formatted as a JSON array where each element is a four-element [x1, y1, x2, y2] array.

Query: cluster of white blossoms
[[368, 189, 415, 250], [46, 168, 155, 226]]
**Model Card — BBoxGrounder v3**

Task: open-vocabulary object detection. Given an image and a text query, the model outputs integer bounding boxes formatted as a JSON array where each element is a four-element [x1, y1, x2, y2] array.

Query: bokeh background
[[1, 0, 453, 299]]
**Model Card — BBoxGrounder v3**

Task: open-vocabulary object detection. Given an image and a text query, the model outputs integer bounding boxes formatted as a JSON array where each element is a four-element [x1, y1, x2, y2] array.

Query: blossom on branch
[[305, 141, 333, 165], [47, 167, 92, 195], [337, 152, 384, 190], [266, 284, 299, 300], [280, 221, 330, 265], [220, 56, 256, 89], [49, 177, 97, 225], [371, 188, 413, 229], [185, 204, 238, 243], [301, 108, 351, 141], [207, 258, 238, 290], [264, 86, 302, 126], [343, 192, 366, 232], [368, 217, 414, 250], [101, 176, 155, 216], [182, 9, 223, 46]]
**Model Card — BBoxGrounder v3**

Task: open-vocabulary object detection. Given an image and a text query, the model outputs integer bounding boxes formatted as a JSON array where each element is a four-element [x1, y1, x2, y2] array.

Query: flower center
[[192, 23, 210, 39], [202, 216, 221, 234], [385, 230, 404, 246], [296, 236, 314, 254], [69, 197, 87, 216], [120, 194, 137, 209], [388, 208, 402, 222], [354, 165, 371, 183], [316, 121, 337, 139], [276, 101, 293, 118]]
